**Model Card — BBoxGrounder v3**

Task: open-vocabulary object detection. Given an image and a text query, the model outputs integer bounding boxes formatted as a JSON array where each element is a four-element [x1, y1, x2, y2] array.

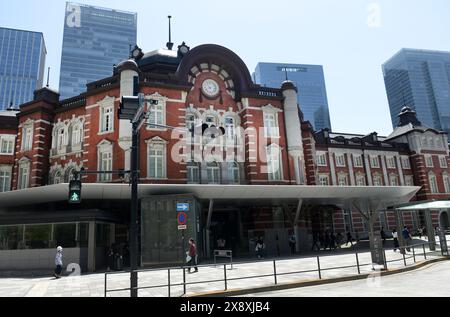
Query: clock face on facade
[[202, 79, 220, 98]]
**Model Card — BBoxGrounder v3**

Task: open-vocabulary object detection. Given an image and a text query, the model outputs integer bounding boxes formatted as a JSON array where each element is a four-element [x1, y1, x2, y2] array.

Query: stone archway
[[440, 211, 450, 230]]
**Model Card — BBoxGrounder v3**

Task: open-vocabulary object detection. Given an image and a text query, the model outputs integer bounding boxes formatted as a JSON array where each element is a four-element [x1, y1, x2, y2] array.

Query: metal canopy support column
[[205, 199, 214, 259], [395, 209, 406, 254], [294, 199, 303, 253], [425, 209, 436, 251]]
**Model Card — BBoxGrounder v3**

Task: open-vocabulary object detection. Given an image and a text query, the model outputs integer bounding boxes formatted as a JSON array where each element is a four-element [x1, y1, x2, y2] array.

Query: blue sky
[[1, 0, 450, 135]]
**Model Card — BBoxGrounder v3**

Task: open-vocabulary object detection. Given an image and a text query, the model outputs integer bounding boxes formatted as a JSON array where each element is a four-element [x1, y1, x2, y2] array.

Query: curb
[[185, 257, 450, 297]]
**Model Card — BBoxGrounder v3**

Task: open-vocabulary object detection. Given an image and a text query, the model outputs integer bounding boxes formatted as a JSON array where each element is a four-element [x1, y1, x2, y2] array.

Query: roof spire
[[166, 15, 174, 50]]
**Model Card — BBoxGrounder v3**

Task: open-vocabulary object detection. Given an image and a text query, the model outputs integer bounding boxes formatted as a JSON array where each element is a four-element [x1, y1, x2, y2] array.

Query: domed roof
[[281, 80, 298, 92], [116, 59, 139, 73]]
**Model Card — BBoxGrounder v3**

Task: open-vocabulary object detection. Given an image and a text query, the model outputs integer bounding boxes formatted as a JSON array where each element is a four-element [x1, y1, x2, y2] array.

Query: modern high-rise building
[[383, 49, 450, 139], [254, 63, 332, 131], [0, 27, 46, 109], [59, 2, 137, 100]]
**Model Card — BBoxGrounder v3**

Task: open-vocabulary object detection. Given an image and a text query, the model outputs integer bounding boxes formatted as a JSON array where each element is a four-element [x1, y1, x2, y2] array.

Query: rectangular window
[[148, 143, 166, 179], [99, 151, 112, 182], [390, 175, 399, 186], [264, 113, 279, 138], [401, 157, 411, 169], [267, 146, 282, 181], [429, 174, 439, 194], [405, 175, 414, 187], [335, 154, 346, 167], [316, 153, 327, 166], [356, 176, 366, 186], [318, 175, 329, 186], [187, 164, 200, 184], [0, 170, 11, 192], [370, 156, 380, 168], [148, 102, 165, 127], [425, 155, 434, 168], [353, 155, 363, 168], [373, 176, 383, 186], [386, 157, 396, 169], [207, 163, 221, 184], [439, 156, 448, 168], [338, 175, 348, 186], [22, 126, 33, 151], [101, 107, 114, 133], [18, 164, 29, 189], [443, 175, 450, 194], [0, 137, 14, 155]]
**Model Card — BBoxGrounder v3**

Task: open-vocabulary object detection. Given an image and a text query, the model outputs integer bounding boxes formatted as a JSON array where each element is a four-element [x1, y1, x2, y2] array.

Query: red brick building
[[0, 43, 449, 270]]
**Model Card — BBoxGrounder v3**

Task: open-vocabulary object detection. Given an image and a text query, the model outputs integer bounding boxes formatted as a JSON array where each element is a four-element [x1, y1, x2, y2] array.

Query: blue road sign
[[177, 203, 190, 212], [178, 212, 187, 225]]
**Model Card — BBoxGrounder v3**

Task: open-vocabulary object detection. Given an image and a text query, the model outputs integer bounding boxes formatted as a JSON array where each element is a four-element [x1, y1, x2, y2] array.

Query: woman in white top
[[392, 229, 399, 252]]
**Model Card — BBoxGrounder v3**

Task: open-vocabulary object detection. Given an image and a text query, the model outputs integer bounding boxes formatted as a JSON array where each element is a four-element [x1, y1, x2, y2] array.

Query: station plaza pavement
[[0, 238, 448, 297]]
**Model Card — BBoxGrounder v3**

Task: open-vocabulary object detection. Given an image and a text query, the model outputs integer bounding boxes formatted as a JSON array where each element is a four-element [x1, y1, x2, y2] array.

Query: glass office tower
[[383, 49, 450, 138], [59, 2, 137, 100], [254, 63, 332, 131], [0, 28, 46, 109]]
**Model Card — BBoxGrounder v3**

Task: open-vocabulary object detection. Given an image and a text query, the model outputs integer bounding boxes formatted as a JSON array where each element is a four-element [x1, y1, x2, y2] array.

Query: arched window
[[443, 172, 450, 194], [53, 170, 62, 184], [207, 162, 221, 184]]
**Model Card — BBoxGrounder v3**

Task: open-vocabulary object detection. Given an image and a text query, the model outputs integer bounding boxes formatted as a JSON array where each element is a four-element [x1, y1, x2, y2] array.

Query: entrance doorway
[[209, 209, 241, 256], [440, 211, 450, 230]]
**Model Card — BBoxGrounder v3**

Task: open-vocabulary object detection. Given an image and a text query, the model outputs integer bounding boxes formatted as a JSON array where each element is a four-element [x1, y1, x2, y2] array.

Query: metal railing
[[104, 240, 449, 297]]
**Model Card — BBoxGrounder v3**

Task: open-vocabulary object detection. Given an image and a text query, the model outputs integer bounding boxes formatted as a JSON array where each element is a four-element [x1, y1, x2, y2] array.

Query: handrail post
[[183, 267, 187, 295], [383, 249, 387, 271], [104, 273, 107, 298], [355, 253, 360, 275], [224, 264, 228, 291], [317, 256, 322, 279], [168, 269, 171, 298], [412, 245, 416, 263], [423, 244, 427, 260], [403, 251, 407, 266], [273, 260, 278, 285]]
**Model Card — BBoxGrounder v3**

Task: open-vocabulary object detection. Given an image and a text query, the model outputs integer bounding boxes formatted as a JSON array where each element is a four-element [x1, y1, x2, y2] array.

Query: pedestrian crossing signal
[[69, 180, 82, 204]]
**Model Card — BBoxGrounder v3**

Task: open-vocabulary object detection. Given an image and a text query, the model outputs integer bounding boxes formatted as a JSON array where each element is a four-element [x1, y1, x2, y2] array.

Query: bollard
[[273, 261, 278, 285], [224, 264, 228, 291], [355, 253, 360, 275], [183, 267, 187, 295], [317, 256, 322, 279], [168, 269, 171, 298]]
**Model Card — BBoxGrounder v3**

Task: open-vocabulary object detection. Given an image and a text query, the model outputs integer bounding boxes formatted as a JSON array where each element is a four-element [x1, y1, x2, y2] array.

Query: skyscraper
[[254, 63, 332, 131], [59, 2, 137, 100], [383, 49, 450, 139], [0, 27, 46, 109]]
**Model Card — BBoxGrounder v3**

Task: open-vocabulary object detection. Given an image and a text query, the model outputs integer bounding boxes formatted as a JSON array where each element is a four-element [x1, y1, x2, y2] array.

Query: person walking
[[392, 229, 399, 252], [186, 238, 198, 273], [54, 246, 63, 279], [311, 233, 320, 252], [288, 233, 297, 255], [255, 237, 265, 259], [336, 232, 343, 249], [380, 228, 386, 246], [402, 226, 412, 252], [346, 231, 353, 246]]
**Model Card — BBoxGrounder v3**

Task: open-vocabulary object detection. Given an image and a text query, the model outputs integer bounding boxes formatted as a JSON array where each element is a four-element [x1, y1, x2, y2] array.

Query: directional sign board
[[177, 203, 190, 212], [178, 212, 187, 226]]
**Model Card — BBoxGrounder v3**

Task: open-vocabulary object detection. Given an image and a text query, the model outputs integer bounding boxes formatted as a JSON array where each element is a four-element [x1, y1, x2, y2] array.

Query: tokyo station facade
[[0, 43, 449, 271]]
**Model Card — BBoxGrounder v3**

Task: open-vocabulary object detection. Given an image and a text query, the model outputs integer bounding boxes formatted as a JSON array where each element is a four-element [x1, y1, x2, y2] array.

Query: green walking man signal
[[69, 180, 82, 204]]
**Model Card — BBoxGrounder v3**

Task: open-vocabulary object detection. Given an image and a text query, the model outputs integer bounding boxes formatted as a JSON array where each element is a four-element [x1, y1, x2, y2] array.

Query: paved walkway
[[0, 241, 446, 297], [240, 260, 450, 297]]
